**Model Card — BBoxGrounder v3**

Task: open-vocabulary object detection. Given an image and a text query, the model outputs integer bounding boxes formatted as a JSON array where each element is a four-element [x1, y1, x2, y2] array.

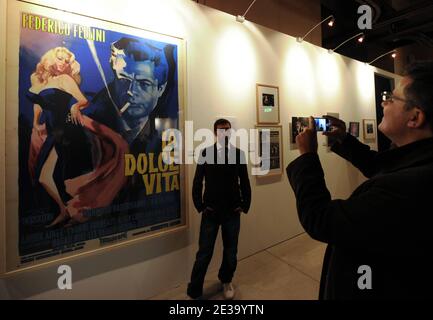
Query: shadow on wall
[[0, 229, 189, 299]]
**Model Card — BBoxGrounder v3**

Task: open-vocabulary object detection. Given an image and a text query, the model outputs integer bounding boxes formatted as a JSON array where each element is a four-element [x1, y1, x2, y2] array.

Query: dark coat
[[287, 134, 433, 299], [192, 144, 251, 214]]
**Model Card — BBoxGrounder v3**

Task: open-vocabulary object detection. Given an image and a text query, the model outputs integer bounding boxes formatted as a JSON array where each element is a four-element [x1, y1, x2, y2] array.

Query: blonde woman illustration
[[28, 47, 128, 227]]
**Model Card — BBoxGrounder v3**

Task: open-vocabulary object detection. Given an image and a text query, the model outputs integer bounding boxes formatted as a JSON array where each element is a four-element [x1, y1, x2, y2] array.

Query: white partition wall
[[0, 0, 399, 299]]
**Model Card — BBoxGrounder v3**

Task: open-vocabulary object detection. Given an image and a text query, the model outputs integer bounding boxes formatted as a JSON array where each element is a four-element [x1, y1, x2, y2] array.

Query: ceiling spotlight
[[328, 32, 365, 53], [236, 0, 258, 23], [367, 50, 397, 64], [236, 15, 245, 23], [297, 15, 335, 43]]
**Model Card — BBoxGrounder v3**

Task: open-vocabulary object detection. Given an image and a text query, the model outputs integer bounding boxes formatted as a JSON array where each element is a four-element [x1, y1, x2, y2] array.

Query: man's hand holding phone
[[296, 116, 348, 155], [322, 115, 347, 143]]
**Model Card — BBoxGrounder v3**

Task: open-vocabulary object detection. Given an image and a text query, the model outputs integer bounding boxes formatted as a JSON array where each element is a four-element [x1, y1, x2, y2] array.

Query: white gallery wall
[[0, 0, 399, 299]]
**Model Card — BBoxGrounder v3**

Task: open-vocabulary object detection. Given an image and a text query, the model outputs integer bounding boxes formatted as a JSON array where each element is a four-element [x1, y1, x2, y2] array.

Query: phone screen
[[314, 117, 331, 132]]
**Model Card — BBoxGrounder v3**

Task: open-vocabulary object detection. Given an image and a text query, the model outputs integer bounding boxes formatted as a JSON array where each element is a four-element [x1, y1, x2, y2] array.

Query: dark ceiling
[[321, 0, 433, 66]]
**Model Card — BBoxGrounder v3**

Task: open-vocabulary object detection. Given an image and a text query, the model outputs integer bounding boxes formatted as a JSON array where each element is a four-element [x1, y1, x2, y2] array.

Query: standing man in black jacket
[[287, 61, 433, 299], [187, 119, 251, 300]]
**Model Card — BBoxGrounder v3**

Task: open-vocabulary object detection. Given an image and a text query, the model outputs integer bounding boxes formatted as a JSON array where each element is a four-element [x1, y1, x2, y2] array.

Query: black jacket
[[192, 144, 251, 214], [287, 134, 433, 299]]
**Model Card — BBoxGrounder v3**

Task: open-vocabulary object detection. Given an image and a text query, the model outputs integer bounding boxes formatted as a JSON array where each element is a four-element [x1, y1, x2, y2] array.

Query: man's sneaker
[[222, 282, 235, 300]]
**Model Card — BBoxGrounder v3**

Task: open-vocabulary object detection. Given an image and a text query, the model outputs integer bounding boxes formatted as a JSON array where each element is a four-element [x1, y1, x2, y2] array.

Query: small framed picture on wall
[[256, 84, 280, 124], [255, 125, 283, 178], [348, 122, 360, 137], [363, 119, 376, 140]]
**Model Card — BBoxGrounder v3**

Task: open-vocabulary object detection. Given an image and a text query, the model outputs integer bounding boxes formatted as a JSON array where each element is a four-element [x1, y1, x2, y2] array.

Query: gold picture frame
[[256, 84, 280, 124], [363, 119, 377, 140]]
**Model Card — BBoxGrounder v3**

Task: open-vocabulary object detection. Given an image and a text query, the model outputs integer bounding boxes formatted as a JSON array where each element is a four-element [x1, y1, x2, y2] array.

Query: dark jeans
[[187, 209, 241, 299]]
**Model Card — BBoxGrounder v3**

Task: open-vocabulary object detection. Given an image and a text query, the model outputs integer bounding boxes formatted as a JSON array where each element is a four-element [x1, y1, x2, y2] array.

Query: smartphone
[[314, 117, 331, 132]]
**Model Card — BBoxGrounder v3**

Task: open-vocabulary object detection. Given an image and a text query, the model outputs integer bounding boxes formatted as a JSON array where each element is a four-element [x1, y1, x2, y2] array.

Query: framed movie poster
[[255, 125, 283, 177], [363, 119, 377, 140], [2, 0, 186, 274], [256, 84, 280, 124], [349, 122, 360, 137]]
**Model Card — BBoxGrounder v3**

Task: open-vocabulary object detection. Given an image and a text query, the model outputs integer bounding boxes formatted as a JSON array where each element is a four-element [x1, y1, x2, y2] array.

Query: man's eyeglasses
[[381, 91, 409, 104]]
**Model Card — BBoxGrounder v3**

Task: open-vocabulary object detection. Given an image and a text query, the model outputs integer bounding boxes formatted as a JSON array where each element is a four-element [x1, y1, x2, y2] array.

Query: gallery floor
[[151, 233, 326, 300]]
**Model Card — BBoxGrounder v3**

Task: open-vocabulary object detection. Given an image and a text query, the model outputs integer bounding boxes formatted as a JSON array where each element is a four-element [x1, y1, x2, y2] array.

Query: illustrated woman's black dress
[[27, 88, 128, 222], [27, 88, 94, 203]]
